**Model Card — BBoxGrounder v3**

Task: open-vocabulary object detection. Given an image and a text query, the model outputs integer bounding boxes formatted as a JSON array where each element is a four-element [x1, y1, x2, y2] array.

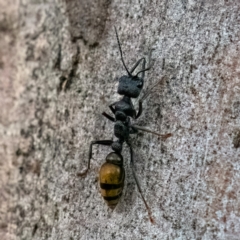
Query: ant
[[80, 27, 171, 223]]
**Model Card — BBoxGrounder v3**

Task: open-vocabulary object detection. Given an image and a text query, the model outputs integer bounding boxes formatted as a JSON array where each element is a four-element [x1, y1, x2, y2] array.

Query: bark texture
[[1, 0, 240, 239]]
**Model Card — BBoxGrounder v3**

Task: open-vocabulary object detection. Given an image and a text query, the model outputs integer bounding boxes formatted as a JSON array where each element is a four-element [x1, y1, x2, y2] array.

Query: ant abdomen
[[99, 152, 125, 209]]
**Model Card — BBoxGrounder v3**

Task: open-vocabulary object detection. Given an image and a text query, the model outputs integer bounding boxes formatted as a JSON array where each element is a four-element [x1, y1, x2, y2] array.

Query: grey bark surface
[[1, 0, 240, 239]]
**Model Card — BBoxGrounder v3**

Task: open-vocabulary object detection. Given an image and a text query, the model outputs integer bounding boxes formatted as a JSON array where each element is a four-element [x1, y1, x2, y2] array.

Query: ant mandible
[[80, 27, 171, 223]]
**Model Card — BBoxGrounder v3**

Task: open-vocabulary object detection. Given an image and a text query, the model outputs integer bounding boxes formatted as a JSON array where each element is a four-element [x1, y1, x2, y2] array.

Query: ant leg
[[126, 141, 154, 223], [135, 99, 143, 119], [101, 102, 118, 122], [102, 112, 115, 122], [131, 124, 172, 139], [130, 57, 145, 74], [109, 102, 117, 114], [109, 105, 115, 114], [101, 102, 116, 122], [79, 140, 113, 176]]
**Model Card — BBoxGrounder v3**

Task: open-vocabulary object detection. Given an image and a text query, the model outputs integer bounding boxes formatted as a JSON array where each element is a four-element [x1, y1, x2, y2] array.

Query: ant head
[[117, 75, 143, 98], [114, 27, 147, 98]]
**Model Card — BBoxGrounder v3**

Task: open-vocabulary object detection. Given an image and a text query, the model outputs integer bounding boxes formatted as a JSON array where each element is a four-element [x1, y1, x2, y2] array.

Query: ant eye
[[137, 81, 143, 88]]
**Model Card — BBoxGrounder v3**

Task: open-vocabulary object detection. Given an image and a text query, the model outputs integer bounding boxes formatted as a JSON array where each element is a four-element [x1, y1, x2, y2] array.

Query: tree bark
[[1, 0, 240, 239]]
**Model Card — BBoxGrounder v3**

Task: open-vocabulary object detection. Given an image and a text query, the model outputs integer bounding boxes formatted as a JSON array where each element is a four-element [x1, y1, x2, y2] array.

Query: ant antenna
[[114, 26, 132, 77], [135, 67, 151, 77], [136, 48, 154, 76]]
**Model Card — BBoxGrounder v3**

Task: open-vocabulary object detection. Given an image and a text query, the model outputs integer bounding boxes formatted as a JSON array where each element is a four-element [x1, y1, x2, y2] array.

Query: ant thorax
[[114, 96, 136, 119]]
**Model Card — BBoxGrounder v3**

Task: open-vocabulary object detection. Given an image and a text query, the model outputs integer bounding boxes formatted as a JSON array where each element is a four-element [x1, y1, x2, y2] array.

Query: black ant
[[80, 27, 171, 223]]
